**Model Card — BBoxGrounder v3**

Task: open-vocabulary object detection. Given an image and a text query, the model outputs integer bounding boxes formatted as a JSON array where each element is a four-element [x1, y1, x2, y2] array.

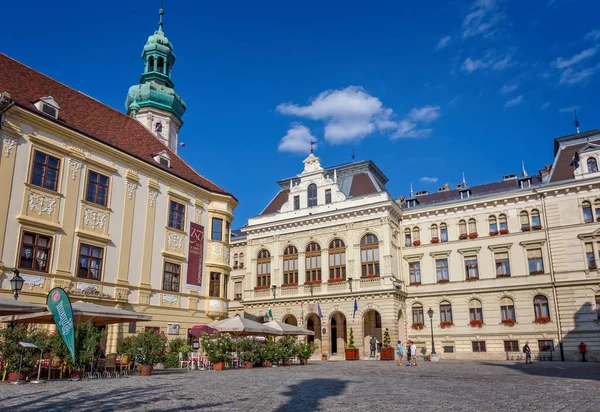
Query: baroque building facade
[[0, 9, 235, 350], [229, 132, 600, 361]]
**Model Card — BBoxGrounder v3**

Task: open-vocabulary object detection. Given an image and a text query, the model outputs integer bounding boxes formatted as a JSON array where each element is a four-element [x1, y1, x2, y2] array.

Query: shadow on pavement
[[480, 361, 600, 382], [276, 378, 348, 412]]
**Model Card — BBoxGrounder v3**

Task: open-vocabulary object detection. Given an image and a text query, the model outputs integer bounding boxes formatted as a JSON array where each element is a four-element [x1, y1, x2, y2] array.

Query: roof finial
[[309, 139, 316, 154], [158, 1, 165, 32], [352, 147, 355, 163], [409, 182, 414, 198], [574, 110, 580, 134], [462, 172, 467, 187], [521, 160, 528, 178]]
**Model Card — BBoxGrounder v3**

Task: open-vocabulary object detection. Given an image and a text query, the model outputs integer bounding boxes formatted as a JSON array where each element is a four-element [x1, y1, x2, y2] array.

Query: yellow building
[[0, 12, 235, 351]]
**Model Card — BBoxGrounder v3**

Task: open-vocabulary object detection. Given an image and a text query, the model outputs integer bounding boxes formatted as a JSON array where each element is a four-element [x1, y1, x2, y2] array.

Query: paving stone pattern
[[1, 360, 599, 411]]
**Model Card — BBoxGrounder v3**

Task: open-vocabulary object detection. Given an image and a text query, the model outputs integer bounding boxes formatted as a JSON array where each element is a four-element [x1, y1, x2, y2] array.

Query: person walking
[[410, 342, 418, 367], [523, 342, 532, 364], [396, 340, 404, 366], [406, 340, 412, 366], [579, 342, 587, 362]]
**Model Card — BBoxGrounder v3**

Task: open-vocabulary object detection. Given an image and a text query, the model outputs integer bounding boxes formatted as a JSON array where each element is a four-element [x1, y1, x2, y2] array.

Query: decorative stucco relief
[[28, 193, 57, 216], [84, 208, 107, 229], [168, 232, 184, 249]]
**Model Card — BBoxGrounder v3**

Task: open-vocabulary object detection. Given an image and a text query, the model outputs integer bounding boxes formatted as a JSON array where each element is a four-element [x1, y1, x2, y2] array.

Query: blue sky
[[3, 0, 599, 227]]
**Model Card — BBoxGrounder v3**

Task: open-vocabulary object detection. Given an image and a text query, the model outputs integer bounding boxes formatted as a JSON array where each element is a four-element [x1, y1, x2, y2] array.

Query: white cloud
[[492, 55, 514, 70], [504, 95, 523, 108], [553, 47, 598, 69], [559, 65, 599, 85], [462, 0, 505, 39], [393, 120, 433, 139], [558, 106, 580, 113], [462, 56, 491, 73], [276, 86, 395, 144], [540, 101, 551, 111], [392, 106, 440, 139], [277, 123, 316, 154], [462, 52, 514, 73], [436, 36, 452, 50], [420, 177, 439, 183], [407, 106, 441, 123], [586, 29, 600, 42], [500, 84, 518, 94]]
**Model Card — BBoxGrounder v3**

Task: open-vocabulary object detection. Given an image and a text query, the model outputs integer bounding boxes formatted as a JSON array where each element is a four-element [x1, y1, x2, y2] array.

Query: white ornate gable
[[302, 153, 324, 174], [574, 143, 600, 180]]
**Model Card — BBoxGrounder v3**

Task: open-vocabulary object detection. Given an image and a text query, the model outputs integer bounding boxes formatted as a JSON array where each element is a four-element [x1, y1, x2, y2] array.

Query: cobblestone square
[[1, 360, 599, 411]]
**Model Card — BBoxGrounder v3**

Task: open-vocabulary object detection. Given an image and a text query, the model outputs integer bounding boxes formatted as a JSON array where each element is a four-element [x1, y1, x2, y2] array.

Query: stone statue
[[370, 336, 377, 357]]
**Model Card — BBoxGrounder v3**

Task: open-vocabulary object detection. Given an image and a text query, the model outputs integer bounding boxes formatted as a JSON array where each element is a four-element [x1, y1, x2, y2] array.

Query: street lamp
[[347, 277, 353, 293], [272, 284, 277, 299], [427, 307, 436, 355], [10, 268, 24, 301]]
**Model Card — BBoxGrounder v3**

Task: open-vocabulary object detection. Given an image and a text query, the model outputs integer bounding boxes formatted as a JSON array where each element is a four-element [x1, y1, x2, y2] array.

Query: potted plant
[[413, 240, 421, 246], [297, 341, 316, 365], [136, 328, 168, 375], [490, 231, 499, 236], [440, 321, 454, 329], [534, 316, 551, 324], [438, 279, 449, 284], [470, 319, 483, 328], [278, 336, 298, 367], [431, 237, 439, 243], [469, 233, 478, 239], [500, 229, 509, 235], [380, 328, 394, 360], [502, 318, 516, 327], [411, 322, 424, 330], [236, 338, 256, 369], [262, 336, 278, 367], [345, 328, 360, 360], [0, 326, 49, 382], [164, 338, 192, 369], [532, 225, 542, 230], [521, 226, 531, 232], [201, 332, 232, 371], [459, 233, 468, 240]]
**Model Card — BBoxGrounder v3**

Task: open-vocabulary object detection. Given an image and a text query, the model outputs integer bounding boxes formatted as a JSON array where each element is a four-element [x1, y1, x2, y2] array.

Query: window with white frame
[[431, 224, 439, 241], [582, 201, 594, 223], [469, 299, 483, 322], [405, 228, 412, 247], [465, 256, 479, 280], [588, 157, 598, 173], [527, 249, 544, 274], [440, 223, 448, 242], [436, 258, 449, 282], [585, 243, 596, 269], [499, 214, 508, 232], [495, 252, 511, 277], [520, 211, 530, 230], [409, 261, 421, 285], [489, 216, 498, 234]]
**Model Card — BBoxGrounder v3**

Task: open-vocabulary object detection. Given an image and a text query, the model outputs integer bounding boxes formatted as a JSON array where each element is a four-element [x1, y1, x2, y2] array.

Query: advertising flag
[[353, 298, 358, 320], [46, 288, 75, 363]]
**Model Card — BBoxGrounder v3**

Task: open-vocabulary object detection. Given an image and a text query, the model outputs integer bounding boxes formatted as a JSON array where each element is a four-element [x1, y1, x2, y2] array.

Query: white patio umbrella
[[265, 320, 314, 336], [0, 296, 46, 316], [2, 300, 152, 326], [207, 315, 282, 337]]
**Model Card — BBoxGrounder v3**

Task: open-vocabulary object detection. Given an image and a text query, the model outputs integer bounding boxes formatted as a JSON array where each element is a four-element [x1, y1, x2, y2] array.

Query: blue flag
[[317, 303, 323, 318], [353, 298, 358, 320]]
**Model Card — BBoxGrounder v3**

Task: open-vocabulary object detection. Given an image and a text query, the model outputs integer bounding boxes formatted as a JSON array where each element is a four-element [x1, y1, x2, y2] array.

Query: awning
[[265, 320, 314, 336], [207, 315, 282, 336], [0, 296, 47, 316]]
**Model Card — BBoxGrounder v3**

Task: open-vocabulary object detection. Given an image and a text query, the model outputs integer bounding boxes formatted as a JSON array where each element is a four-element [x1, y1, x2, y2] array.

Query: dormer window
[[34, 96, 60, 119], [460, 190, 471, 199], [520, 178, 532, 189], [588, 157, 598, 173], [153, 150, 171, 168], [307, 184, 317, 207], [406, 199, 418, 208]]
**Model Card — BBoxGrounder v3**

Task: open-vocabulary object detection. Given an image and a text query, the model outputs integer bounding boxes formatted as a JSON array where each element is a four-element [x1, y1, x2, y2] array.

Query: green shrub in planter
[[135, 329, 168, 366], [200, 333, 233, 364], [0, 326, 49, 373], [277, 336, 299, 363], [117, 335, 138, 359], [48, 322, 105, 372], [297, 341, 316, 360]]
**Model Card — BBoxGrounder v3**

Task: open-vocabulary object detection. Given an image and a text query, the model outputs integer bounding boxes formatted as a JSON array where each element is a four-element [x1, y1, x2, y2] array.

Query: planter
[[440, 321, 454, 329], [489, 231, 499, 236], [469, 233, 478, 239], [438, 279, 449, 284], [213, 361, 224, 371], [321, 353, 328, 361], [244, 361, 253, 369], [470, 320, 483, 328], [459, 234, 468, 240], [283, 361, 291, 367], [502, 319, 516, 327], [380, 347, 394, 361], [70, 371, 82, 379], [499, 229, 509, 235], [345, 348, 359, 360], [139, 365, 153, 376], [532, 225, 542, 230], [534, 317, 551, 324], [413, 240, 421, 246], [7, 372, 26, 383], [264, 360, 273, 367], [299, 359, 308, 365], [431, 238, 439, 243], [521, 226, 531, 232], [411, 323, 424, 330], [466, 276, 479, 281]]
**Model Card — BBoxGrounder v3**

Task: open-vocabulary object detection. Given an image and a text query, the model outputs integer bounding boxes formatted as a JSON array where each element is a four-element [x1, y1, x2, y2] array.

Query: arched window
[[500, 297, 515, 321], [329, 239, 346, 280], [533, 295, 550, 320], [458, 220, 467, 237], [440, 223, 448, 242], [440, 301, 453, 324], [360, 234, 380, 277], [469, 299, 483, 322], [233, 253, 239, 269], [413, 227, 420, 243], [588, 157, 598, 173], [431, 224, 439, 241], [307, 184, 318, 207], [520, 211, 530, 230], [256, 250, 271, 287], [239, 253, 245, 269], [157, 57, 164, 74], [582, 201, 593, 223], [148, 56, 155, 71], [404, 228, 412, 247], [305, 242, 321, 282], [489, 215, 498, 234], [468, 218, 477, 234], [531, 209, 541, 228], [499, 214, 508, 232], [283, 246, 298, 285], [412, 304, 424, 325]]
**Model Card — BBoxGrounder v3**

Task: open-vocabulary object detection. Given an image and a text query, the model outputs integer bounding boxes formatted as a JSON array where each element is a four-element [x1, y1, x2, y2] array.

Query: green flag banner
[[46, 287, 75, 363]]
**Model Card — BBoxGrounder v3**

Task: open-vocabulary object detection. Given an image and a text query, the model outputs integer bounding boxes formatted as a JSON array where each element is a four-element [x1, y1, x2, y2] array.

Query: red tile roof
[[261, 189, 290, 215], [0, 53, 233, 198]]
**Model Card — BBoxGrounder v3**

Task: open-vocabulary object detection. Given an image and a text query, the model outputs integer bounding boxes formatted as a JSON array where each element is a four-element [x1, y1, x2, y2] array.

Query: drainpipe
[[537, 190, 565, 361]]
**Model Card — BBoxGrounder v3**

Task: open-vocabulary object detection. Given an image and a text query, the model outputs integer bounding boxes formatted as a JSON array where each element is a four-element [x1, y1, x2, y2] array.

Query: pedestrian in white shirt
[[410, 343, 417, 367]]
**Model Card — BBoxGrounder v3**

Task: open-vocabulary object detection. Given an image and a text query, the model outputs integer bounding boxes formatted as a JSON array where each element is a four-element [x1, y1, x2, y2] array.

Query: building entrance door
[[331, 317, 337, 354]]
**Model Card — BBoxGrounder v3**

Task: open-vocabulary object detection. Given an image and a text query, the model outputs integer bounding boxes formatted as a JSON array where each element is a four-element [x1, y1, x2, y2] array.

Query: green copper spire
[[125, 6, 186, 120]]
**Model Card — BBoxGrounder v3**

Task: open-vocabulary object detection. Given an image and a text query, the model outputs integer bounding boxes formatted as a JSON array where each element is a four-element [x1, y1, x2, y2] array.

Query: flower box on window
[[502, 319, 516, 327], [440, 321, 454, 329], [364, 274, 380, 279], [411, 322, 424, 330], [534, 316, 550, 324], [469, 233, 478, 239], [459, 234, 469, 240], [431, 238, 439, 243], [254, 285, 270, 291], [532, 225, 542, 230], [529, 270, 544, 275], [469, 319, 483, 328], [233, 297, 242, 301], [304, 280, 322, 286], [489, 231, 499, 236], [327, 278, 344, 284], [282, 282, 298, 287], [499, 229, 509, 235], [410, 281, 422, 286], [496, 273, 511, 278], [466, 276, 479, 282], [521, 226, 531, 232], [437, 279, 449, 284], [413, 240, 421, 246], [589, 265, 598, 270]]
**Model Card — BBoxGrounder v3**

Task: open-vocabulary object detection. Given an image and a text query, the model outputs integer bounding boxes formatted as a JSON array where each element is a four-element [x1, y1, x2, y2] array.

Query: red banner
[[187, 222, 204, 287]]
